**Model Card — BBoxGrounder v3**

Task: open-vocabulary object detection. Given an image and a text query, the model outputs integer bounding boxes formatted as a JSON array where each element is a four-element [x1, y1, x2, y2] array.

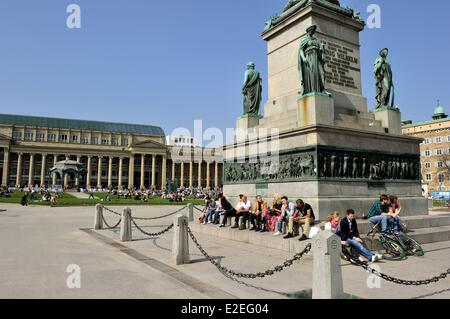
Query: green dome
[[434, 103, 445, 115]]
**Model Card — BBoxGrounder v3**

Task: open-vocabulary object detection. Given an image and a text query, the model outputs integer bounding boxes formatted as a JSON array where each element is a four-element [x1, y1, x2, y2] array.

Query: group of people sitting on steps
[[199, 193, 315, 242], [199, 192, 404, 264]]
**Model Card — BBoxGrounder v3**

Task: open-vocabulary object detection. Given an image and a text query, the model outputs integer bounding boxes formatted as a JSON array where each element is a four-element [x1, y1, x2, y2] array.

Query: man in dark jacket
[[338, 209, 382, 263], [219, 194, 238, 228]]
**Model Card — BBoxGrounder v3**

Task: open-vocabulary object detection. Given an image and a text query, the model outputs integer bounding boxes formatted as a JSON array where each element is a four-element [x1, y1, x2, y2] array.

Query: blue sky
[[1, 0, 449, 144]]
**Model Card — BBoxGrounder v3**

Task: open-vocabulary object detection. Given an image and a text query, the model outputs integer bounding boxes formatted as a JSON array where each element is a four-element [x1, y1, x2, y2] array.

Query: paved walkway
[[1, 204, 450, 299]]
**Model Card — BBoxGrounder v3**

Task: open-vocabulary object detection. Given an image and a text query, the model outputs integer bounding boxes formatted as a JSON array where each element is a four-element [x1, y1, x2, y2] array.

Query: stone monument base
[[236, 114, 260, 131], [374, 107, 402, 135], [297, 93, 334, 127]]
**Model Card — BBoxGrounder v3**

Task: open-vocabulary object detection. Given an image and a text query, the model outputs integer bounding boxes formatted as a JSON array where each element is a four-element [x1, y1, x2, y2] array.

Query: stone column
[[52, 155, 58, 187], [86, 156, 92, 188], [120, 207, 132, 242], [128, 154, 135, 189], [1, 148, 9, 187], [312, 230, 344, 299], [118, 157, 123, 190], [75, 156, 80, 187], [197, 161, 202, 189], [28, 154, 35, 187], [206, 162, 211, 190], [172, 214, 190, 265], [151, 155, 156, 190], [180, 162, 185, 189], [140, 154, 145, 189], [214, 161, 219, 189], [40, 154, 47, 187], [63, 155, 69, 188], [107, 156, 113, 188], [16, 153, 23, 188], [97, 156, 103, 188], [161, 156, 167, 191], [171, 161, 176, 181], [189, 161, 193, 189]]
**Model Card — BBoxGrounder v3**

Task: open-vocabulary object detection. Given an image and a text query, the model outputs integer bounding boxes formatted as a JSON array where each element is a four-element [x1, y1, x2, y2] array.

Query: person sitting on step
[[283, 199, 315, 241], [232, 195, 252, 230], [338, 209, 382, 263], [274, 196, 295, 236], [367, 194, 390, 233], [218, 193, 238, 228], [250, 195, 268, 232]]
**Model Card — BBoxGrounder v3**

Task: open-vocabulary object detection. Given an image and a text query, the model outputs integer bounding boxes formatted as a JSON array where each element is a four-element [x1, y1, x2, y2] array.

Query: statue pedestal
[[236, 114, 260, 131], [297, 93, 334, 127], [373, 107, 402, 135]]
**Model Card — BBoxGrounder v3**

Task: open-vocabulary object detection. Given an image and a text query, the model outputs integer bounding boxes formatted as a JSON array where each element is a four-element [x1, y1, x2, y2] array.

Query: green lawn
[[0, 191, 204, 207]]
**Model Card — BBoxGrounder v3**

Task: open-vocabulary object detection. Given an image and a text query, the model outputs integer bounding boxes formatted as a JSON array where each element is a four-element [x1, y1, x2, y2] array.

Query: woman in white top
[[324, 211, 341, 233]]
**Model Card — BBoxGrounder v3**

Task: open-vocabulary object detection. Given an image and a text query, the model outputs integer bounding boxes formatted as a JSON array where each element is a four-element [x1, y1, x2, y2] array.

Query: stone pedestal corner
[[236, 114, 261, 131], [373, 106, 402, 135], [297, 93, 334, 127]]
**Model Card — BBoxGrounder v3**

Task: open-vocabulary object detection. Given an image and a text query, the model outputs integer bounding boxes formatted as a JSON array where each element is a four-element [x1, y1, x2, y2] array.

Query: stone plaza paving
[[1, 203, 450, 299]]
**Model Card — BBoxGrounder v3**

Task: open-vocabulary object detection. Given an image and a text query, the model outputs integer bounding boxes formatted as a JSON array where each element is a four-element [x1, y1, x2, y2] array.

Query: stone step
[[189, 213, 450, 254], [357, 214, 450, 234], [334, 120, 386, 133], [336, 113, 382, 127]]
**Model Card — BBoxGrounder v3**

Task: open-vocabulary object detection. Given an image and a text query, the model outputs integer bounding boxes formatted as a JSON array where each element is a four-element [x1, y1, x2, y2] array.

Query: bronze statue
[[242, 62, 262, 116], [298, 25, 327, 95], [374, 48, 395, 108]]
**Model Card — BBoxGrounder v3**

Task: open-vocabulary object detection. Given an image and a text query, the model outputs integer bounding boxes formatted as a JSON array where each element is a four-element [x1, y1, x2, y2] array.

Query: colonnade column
[[161, 156, 167, 191], [40, 154, 47, 187], [118, 157, 123, 190], [1, 148, 9, 187], [64, 155, 69, 188], [16, 153, 23, 188], [197, 161, 202, 189], [151, 155, 156, 190], [28, 154, 35, 187], [97, 156, 103, 188], [180, 162, 185, 189], [189, 161, 193, 189], [86, 156, 92, 188], [128, 154, 135, 189], [52, 155, 58, 187], [206, 162, 211, 190], [214, 161, 219, 189], [140, 154, 145, 189], [108, 156, 113, 188], [75, 156, 80, 187]]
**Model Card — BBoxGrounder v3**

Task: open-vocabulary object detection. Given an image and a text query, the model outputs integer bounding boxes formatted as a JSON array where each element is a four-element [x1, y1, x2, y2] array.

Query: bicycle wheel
[[376, 238, 406, 260], [399, 233, 425, 257]]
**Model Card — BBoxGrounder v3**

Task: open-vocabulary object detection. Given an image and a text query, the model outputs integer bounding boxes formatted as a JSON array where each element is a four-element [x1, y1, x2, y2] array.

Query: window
[[191, 138, 194, 144], [439, 174, 445, 183], [12, 130, 22, 141], [426, 174, 432, 181], [436, 137, 442, 143], [425, 150, 432, 157], [71, 135, 78, 143], [47, 133, 56, 142], [36, 132, 45, 142], [438, 162, 444, 168], [447, 136, 450, 142], [121, 138, 128, 146], [111, 137, 118, 146], [91, 136, 98, 144], [425, 162, 431, 169], [174, 138, 179, 143], [424, 138, 432, 144], [437, 149, 444, 156], [80, 136, 89, 144], [24, 132, 33, 141], [60, 134, 68, 143], [101, 138, 109, 145]]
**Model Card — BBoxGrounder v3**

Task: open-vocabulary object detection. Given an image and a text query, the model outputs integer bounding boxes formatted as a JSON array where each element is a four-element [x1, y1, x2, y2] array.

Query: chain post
[[120, 207, 132, 242], [94, 204, 103, 230], [172, 214, 190, 265], [187, 203, 194, 222]]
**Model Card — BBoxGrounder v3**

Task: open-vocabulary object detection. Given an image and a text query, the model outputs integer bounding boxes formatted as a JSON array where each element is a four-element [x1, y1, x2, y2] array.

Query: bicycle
[[367, 222, 406, 261]]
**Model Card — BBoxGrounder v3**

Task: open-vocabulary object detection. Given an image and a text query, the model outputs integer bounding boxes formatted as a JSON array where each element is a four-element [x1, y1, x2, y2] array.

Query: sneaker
[[219, 224, 225, 228], [283, 233, 294, 239], [371, 255, 378, 263], [231, 224, 239, 229], [274, 231, 281, 236], [207, 221, 212, 224], [249, 226, 256, 231], [376, 254, 383, 260], [298, 234, 308, 242]]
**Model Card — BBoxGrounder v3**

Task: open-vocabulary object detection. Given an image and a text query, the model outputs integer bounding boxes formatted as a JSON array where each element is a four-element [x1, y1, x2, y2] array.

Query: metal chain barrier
[[131, 217, 174, 237], [342, 249, 450, 286], [102, 205, 121, 216], [101, 213, 121, 229], [132, 205, 188, 221], [193, 206, 204, 213], [185, 222, 312, 279]]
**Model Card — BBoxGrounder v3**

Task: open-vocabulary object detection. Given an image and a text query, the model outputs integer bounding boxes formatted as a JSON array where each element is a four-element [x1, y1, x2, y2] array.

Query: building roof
[[402, 100, 448, 129], [0, 113, 165, 137]]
